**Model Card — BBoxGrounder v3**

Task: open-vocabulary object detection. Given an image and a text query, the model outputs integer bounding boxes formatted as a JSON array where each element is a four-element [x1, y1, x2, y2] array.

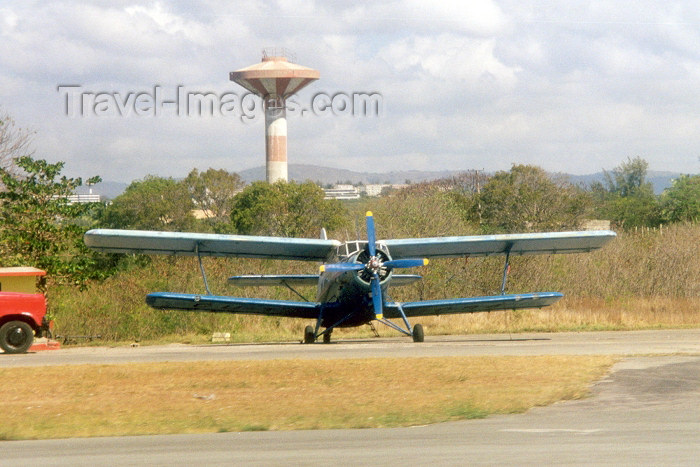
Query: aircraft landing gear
[[412, 323, 424, 343], [303, 325, 315, 344], [303, 325, 332, 344]]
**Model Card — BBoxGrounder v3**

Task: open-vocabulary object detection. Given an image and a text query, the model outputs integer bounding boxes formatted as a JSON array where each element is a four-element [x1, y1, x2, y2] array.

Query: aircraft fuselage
[[315, 246, 392, 328]]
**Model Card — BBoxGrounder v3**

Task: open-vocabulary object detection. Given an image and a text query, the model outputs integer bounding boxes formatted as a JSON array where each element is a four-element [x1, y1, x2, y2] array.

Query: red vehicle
[[0, 267, 51, 354]]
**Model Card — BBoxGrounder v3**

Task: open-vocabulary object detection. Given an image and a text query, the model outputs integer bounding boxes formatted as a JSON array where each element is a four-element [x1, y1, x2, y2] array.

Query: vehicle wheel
[[323, 331, 332, 344], [0, 321, 34, 354], [303, 325, 315, 344], [412, 323, 424, 343]]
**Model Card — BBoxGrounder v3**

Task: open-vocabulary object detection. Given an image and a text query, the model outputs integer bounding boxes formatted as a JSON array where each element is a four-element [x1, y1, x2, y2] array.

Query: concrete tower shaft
[[264, 98, 288, 182], [230, 51, 319, 183]]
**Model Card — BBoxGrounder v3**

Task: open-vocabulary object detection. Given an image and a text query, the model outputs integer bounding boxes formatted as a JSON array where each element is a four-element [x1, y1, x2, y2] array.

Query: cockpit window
[[337, 241, 388, 259]]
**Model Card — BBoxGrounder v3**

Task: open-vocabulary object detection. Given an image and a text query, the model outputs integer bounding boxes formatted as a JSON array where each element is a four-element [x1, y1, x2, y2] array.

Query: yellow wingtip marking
[[423, 258, 429, 266], [376, 314, 383, 320], [366, 211, 373, 217], [319, 265, 326, 272]]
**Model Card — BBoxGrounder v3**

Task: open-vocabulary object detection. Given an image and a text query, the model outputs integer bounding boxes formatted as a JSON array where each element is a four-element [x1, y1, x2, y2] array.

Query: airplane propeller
[[320, 211, 428, 320]]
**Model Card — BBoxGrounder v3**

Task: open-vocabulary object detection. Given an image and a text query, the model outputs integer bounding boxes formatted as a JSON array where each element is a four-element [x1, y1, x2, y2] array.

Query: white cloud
[[379, 34, 518, 87], [0, 8, 19, 33], [0, 0, 699, 182]]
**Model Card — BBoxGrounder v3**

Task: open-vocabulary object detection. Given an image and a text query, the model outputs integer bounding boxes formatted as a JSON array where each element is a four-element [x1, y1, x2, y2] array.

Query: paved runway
[[2, 328, 700, 366], [2, 329, 700, 465]]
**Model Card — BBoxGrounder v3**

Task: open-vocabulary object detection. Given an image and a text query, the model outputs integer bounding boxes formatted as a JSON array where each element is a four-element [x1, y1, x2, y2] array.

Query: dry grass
[[0, 355, 613, 440], [411, 297, 700, 335], [124, 294, 699, 345], [50, 223, 700, 343]]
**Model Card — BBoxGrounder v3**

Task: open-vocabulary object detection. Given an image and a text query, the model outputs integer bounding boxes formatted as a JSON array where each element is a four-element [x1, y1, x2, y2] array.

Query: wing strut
[[196, 242, 212, 295], [377, 292, 416, 338], [280, 279, 310, 302], [500, 243, 512, 295], [314, 309, 356, 340], [313, 305, 325, 338]]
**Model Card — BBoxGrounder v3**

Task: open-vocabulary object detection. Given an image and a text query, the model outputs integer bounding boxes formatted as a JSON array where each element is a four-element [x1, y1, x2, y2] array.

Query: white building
[[362, 184, 408, 197], [323, 185, 360, 200], [53, 193, 102, 204]]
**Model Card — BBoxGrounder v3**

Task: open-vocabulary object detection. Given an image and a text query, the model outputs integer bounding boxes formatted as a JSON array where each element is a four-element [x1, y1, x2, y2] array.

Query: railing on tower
[[262, 47, 296, 63]]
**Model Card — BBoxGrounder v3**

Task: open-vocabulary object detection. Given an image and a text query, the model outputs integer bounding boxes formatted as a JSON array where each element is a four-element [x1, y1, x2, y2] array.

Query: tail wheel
[[303, 325, 315, 344], [412, 323, 424, 343], [0, 321, 35, 354]]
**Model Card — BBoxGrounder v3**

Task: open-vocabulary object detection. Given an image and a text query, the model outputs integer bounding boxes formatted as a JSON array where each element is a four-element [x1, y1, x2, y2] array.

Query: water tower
[[230, 48, 320, 183]]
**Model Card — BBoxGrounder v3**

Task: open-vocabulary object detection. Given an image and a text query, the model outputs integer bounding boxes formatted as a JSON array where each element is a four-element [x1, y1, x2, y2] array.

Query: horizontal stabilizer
[[228, 275, 319, 286], [384, 231, 616, 259], [391, 274, 423, 286], [383, 292, 563, 318], [84, 229, 341, 261], [146, 292, 321, 319], [226, 274, 422, 287]]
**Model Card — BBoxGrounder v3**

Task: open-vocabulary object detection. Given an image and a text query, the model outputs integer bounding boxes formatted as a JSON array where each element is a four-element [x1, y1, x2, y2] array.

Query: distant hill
[[238, 164, 456, 185], [566, 171, 683, 195], [242, 164, 684, 194], [87, 166, 692, 199]]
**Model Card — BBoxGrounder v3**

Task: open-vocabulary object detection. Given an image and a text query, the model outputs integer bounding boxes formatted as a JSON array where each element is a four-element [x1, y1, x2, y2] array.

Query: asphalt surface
[[2, 329, 700, 466], [2, 328, 700, 366]]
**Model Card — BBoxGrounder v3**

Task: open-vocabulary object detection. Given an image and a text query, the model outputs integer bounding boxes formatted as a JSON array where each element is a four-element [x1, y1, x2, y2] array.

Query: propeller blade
[[365, 211, 377, 257], [383, 258, 429, 269], [319, 263, 365, 273], [371, 273, 383, 320]]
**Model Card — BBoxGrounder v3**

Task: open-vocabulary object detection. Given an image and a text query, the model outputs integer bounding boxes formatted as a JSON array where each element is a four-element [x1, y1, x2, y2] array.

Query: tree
[[591, 157, 661, 228], [100, 176, 196, 231], [0, 156, 109, 284], [184, 168, 245, 226], [600, 156, 650, 197], [476, 165, 591, 232], [230, 181, 348, 237], [365, 183, 476, 238], [660, 174, 700, 223], [0, 108, 34, 175]]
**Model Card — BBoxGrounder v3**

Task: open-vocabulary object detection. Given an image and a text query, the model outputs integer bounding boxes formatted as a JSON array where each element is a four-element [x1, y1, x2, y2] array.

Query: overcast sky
[[1, 1, 700, 183]]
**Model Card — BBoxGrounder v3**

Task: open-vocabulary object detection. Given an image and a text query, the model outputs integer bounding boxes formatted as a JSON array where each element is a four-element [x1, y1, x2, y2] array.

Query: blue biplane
[[84, 212, 615, 343]]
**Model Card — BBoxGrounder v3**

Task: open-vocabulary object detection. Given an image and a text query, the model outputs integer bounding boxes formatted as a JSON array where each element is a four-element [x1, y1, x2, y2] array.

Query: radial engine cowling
[[353, 247, 393, 285]]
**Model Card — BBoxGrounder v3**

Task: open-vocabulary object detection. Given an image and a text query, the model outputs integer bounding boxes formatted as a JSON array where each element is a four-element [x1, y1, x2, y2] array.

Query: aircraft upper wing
[[383, 292, 563, 318], [84, 229, 341, 261], [383, 230, 616, 259]]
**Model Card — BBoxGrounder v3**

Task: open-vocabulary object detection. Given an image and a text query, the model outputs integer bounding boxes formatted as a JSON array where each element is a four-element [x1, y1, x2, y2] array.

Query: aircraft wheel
[[303, 325, 315, 344], [323, 331, 332, 344], [0, 321, 34, 354], [412, 323, 424, 343]]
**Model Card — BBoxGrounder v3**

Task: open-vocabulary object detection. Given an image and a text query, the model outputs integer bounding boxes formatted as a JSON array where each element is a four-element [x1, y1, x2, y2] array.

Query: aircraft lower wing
[[383, 292, 563, 318], [384, 231, 616, 259], [146, 292, 321, 319]]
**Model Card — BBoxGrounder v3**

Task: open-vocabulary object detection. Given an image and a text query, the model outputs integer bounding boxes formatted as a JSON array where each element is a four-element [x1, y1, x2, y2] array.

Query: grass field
[[45, 223, 699, 344], [0, 355, 614, 440]]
